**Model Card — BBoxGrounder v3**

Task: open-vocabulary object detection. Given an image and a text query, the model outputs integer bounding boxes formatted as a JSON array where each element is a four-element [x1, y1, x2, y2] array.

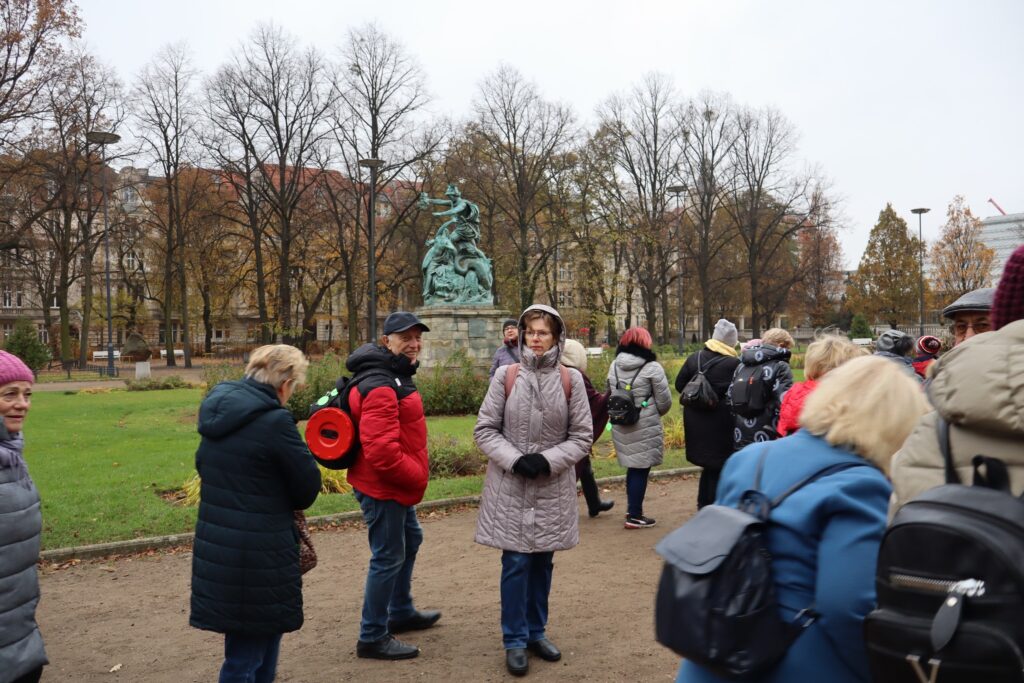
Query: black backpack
[[608, 361, 649, 426], [307, 369, 397, 470], [680, 351, 724, 410], [654, 450, 862, 679], [864, 417, 1024, 682], [729, 362, 770, 418]]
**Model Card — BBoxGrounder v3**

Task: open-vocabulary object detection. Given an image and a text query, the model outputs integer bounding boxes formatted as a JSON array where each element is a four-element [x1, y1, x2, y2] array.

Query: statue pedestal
[[416, 306, 511, 370]]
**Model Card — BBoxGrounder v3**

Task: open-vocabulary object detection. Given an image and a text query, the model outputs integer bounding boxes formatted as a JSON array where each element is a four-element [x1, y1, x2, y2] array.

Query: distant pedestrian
[[872, 329, 920, 382], [489, 318, 521, 377], [0, 351, 47, 683], [910, 335, 942, 379], [728, 328, 794, 450], [607, 327, 673, 529], [777, 335, 865, 437], [673, 319, 741, 508], [560, 339, 615, 517], [475, 305, 592, 677], [190, 345, 322, 683]]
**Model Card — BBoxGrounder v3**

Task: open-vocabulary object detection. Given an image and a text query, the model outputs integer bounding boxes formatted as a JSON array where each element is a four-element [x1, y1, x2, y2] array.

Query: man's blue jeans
[[500, 550, 554, 649], [354, 490, 423, 642], [219, 632, 282, 683]]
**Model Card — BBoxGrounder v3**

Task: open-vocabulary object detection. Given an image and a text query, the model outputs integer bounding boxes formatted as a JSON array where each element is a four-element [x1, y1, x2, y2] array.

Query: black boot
[[580, 459, 613, 517]]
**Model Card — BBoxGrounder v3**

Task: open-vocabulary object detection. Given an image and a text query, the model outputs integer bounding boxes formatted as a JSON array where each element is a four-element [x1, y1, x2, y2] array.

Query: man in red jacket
[[349, 312, 440, 661]]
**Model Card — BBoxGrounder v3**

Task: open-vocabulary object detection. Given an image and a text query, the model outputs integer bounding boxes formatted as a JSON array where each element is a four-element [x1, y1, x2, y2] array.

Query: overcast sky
[[75, 0, 1024, 268]]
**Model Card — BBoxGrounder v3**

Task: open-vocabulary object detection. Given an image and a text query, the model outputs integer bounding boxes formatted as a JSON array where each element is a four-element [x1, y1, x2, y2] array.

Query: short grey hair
[[244, 344, 308, 390]]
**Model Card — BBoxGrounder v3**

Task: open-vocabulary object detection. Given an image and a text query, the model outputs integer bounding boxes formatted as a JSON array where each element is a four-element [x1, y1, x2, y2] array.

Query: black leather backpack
[[864, 418, 1024, 682]]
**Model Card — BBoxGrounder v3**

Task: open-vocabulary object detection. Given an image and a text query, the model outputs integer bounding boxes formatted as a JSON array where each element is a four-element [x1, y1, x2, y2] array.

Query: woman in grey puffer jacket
[[0, 351, 47, 683], [475, 304, 593, 677], [607, 328, 672, 529]]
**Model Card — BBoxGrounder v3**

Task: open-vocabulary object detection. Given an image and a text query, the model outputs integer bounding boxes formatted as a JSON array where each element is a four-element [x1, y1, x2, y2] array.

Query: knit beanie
[[502, 318, 518, 332], [560, 339, 587, 372], [992, 245, 1024, 330], [0, 351, 34, 386], [916, 335, 941, 355], [712, 319, 738, 348]]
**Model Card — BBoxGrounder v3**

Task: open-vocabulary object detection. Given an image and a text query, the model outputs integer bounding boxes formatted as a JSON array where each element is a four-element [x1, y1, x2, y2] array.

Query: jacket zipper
[[889, 573, 986, 597]]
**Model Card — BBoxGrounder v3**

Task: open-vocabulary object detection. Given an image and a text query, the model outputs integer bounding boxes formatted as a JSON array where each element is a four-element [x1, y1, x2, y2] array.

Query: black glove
[[513, 452, 550, 479]]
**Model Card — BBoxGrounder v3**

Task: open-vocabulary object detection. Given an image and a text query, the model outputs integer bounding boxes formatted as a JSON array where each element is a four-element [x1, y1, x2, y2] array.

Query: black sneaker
[[624, 514, 656, 529]]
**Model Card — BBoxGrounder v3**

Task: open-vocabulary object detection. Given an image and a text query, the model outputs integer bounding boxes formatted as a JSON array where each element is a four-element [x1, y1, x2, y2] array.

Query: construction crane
[[987, 198, 1007, 216]]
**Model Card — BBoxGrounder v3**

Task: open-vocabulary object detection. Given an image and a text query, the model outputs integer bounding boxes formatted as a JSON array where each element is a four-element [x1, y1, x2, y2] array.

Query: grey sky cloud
[[76, 0, 1024, 268]]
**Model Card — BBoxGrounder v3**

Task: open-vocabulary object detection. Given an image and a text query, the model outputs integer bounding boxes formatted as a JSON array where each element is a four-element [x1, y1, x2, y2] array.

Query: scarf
[[705, 338, 738, 357]]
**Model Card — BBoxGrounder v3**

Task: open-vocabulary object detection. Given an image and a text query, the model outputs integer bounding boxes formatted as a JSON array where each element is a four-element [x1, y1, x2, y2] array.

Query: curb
[[40, 466, 701, 563]]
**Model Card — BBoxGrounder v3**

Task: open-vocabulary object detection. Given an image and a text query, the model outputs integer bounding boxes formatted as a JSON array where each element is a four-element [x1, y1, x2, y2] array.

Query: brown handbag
[[294, 510, 317, 574]]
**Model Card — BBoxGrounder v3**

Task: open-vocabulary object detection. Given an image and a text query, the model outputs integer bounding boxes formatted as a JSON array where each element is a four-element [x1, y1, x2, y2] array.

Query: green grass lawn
[[29, 368, 790, 549]]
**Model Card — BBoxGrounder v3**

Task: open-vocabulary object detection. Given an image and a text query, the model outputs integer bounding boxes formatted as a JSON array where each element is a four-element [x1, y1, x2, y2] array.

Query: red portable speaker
[[305, 407, 356, 468]]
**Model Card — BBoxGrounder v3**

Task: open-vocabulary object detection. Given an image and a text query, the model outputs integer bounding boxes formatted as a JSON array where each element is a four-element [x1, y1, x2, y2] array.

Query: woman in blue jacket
[[190, 345, 321, 683], [676, 356, 928, 683]]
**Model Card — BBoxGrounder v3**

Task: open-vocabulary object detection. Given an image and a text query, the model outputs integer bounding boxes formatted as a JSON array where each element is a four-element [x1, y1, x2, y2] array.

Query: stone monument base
[[416, 306, 512, 370]]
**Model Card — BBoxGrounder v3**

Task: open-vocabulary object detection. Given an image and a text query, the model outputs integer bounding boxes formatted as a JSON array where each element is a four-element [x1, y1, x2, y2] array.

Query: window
[[212, 328, 229, 342], [15, 290, 23, 308], [556, 291, 575, 308], [125, 251, 141, 271], [1, 290, 10, 308], [1, 323, 11, 340], [51, 293, 59, 308], [158, 324, 181, 344], [37, 324, 48, 344], [558, 265, 573, 282]]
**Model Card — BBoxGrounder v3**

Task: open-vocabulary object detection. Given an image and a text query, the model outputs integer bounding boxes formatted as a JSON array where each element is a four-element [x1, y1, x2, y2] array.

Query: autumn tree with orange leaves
[[929, 195, 995, 301]]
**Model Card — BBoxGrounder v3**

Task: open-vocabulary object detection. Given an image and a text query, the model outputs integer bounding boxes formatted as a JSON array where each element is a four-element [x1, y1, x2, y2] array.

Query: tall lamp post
[[86, 130, 121, 377], [358, 158, 384, 341], [667, 184, 688, 351], [911, 207, 930, 337]]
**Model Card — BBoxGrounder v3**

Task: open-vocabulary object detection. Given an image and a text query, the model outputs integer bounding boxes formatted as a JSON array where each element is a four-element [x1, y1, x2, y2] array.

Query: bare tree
[[597, 73, 686, 343], [470, 64, 575, 312], [325, 22, 440, 348], [678, 92, 740, 338], [724, 106, 821, 336], [132, 43, 200, 366]]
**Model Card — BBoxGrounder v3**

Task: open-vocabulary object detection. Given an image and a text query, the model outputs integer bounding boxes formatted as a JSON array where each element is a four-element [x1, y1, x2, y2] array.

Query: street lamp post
[[667, 184, 688, 351], [86, 130, 121, 378], [358, 158, 384, 341], [911, 207, 930, 337]]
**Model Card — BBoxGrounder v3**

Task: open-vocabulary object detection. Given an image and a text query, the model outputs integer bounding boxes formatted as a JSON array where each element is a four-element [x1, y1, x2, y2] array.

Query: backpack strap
[[504, 363, 520, 397], [935, 415, 960, 485], [504, 363, 571, 401], [745, 447, 865, 515], [627, 361, 648, 389]]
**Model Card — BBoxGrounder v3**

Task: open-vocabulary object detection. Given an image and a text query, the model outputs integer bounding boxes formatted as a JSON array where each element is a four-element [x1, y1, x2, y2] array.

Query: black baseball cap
[[382, 311, 430, 335]]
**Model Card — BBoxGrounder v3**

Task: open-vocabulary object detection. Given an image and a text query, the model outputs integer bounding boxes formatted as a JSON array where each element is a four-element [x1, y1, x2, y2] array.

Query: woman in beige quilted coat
[[474, 304, 593, 677]]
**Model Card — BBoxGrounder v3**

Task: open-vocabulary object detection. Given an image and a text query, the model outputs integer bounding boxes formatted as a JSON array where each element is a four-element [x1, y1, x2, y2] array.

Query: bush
[[125, 375, 190, 391], [180, 464, 352, 507], [418, 350, 489, 416], [202, 363, 244, 394], [848, 314, 874, 340], [664, 416, 685, 450], [654, 344, 678, 358], [428, 434, 487, 477], [285, 352, 347, 422], [3, 318, 50, 374]]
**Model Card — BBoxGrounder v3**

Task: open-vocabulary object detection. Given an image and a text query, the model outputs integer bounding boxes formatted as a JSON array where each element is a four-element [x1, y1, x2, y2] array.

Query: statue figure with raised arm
[[419, 184, 494, 305]]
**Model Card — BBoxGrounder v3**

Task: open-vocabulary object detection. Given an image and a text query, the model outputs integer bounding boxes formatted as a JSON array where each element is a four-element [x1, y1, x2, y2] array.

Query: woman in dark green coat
[[190, 345, 321, 683]]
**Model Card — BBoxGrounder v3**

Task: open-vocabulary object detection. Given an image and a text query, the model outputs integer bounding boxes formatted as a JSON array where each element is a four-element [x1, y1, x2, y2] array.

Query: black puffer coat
[[727, 344, 794, 449], [190, 378, 321, 635], [674, 347, 741, 469]]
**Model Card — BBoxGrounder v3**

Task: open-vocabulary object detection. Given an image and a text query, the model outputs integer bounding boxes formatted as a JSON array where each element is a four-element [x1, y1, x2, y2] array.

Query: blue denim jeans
[[219, 632, 282, 683], [626, 466, 651, 517], [500, 550, 554, 649], [354, 490, 424, 642]]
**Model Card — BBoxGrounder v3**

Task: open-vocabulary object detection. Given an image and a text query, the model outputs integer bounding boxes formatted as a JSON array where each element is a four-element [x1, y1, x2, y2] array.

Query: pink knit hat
[[0, 351, 34, 386]]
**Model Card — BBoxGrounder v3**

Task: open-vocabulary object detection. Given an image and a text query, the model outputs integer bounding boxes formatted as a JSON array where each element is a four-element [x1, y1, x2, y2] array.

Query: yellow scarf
[[705, 338, 738, 357]]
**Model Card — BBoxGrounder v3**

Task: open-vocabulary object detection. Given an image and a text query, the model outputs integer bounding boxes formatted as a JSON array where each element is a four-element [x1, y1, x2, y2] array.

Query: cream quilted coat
[[474, 306, 593, 553], [890, 319, 1024, 514]]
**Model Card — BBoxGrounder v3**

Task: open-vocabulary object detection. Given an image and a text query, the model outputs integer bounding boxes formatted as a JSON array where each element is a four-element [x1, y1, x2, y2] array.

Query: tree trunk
[[201, 287, 213, 354]]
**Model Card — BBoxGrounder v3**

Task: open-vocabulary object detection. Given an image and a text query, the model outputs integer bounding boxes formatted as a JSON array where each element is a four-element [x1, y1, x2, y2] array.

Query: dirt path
[[37, 477, 699, 682]]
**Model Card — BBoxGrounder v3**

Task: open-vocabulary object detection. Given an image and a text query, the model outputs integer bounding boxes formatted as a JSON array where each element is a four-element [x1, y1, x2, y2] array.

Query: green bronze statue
[[419, 184, 494, 305]]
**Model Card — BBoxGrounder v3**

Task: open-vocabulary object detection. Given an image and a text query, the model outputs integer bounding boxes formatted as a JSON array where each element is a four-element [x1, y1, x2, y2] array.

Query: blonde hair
[[804, 334, 868, 381], [762, 328, 794, 349], [244, 344, 309, 390], [800, 356, 928, 472]]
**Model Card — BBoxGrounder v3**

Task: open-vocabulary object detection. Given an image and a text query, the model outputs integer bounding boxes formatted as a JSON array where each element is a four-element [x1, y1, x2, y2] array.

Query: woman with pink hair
[[606, 328, 672, 528]]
